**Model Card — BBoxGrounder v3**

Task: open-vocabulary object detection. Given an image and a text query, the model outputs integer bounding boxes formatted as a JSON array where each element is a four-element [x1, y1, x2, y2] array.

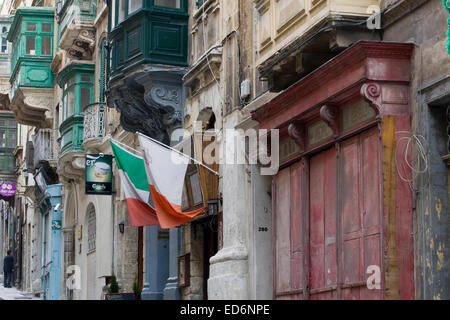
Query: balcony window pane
[[42, 37, 51, 55], [154, 0, 180, 9], [80, 87, 91, 110], [111, 0, 116, 28], [26, 36, 36, 55], [9, 130, 16, 147], [42, 24, 52, 33], [118, 0, 126, 23], [0, 129, 5, 147], [1, 37, 7, 53], [26, 23, 36, 32], [128, 0, 142, 14], [65, 87, 74, 119]]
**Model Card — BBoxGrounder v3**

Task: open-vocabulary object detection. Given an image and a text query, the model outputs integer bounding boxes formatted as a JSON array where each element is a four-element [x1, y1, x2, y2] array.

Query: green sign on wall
[[85, 154, 113, 195]]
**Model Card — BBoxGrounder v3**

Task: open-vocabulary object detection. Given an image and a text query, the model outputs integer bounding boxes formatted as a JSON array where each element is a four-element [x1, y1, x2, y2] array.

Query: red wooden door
[[339, 127, 382, 300], [309, 148, 338, 300], [274, 127, 383, 300]]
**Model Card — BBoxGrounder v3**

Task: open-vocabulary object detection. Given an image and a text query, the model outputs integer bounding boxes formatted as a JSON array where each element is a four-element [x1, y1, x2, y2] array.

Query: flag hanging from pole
[[138, 133, 206, 229], [110, 140, 159, 227]]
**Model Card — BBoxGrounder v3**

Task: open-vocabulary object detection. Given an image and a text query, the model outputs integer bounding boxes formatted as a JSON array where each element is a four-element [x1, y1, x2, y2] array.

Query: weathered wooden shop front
[[253, 41, 415, 300]]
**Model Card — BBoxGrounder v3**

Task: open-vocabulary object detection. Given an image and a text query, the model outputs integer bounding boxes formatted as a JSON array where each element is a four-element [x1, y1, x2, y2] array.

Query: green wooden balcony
[[108, 0, 189, 83], [59, 114, 84, 156], [57, 0, 97, 59], [7, 7, 55, 128]]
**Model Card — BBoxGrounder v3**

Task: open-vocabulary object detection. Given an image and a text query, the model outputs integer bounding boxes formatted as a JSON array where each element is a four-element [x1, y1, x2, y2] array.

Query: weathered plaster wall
[[383, 0, 450, 300]]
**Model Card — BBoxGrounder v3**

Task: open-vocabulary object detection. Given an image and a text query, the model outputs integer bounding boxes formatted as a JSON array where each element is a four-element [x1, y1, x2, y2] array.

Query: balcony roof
[[7, 7, 54, 42], [57, 61, 95, 88]]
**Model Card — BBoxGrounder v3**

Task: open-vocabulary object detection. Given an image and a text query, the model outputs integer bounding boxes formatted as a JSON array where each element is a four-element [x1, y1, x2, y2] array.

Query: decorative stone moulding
[[57, 151, 85, 182], [60, 27, 96, 60], [9, 87, 54, 128], [107, 69, 186, 145]]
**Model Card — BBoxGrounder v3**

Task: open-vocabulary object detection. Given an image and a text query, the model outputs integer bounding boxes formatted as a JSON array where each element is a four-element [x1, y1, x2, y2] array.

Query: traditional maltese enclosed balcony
[[108, 0, 189, 83], [57, 0, 97, 60], [254, 0, 381, 90], [82, 102, 108, 151], [7, 7, 55, 128], [56, 62, 95, 181]]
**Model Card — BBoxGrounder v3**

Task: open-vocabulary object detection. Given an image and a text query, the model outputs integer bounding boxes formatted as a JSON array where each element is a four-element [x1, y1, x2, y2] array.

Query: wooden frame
[[178, 253, 190, 287]]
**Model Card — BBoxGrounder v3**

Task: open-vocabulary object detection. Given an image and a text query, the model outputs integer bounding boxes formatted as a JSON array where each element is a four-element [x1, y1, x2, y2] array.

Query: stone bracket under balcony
[[57, 151, 85, 182], [9, 87, 53, 128], [60, 26, 96, 60], [107, 68, 186, 146]]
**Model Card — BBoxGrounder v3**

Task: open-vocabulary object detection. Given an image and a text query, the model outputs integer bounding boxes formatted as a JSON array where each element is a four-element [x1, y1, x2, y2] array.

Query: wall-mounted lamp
[[118, 221, 125, 234], [207, 199, 219, 216]]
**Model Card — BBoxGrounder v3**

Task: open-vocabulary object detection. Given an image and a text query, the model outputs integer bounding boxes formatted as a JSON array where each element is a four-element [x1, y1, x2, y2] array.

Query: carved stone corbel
[[288, 120, 306, 150], [361, 83, 382, 115], [320, 105, 339, 136], [107, 71, 185, 145]]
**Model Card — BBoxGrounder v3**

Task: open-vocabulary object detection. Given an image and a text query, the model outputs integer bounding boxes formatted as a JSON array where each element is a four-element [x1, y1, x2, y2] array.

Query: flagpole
[[110, 137, 144, 156], [136, 132, 221, 177]]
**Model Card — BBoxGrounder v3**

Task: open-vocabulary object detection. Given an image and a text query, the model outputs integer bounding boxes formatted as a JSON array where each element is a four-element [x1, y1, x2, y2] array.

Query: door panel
[[290, 162, 304, 299], [340, 128, 382, 300], [275, 168, 291, 295], [309, 148, 337, 300], [273, 127, 382, 300]]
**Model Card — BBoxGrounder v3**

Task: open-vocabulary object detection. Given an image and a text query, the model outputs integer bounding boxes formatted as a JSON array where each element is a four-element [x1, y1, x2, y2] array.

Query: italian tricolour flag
[[138, 134, 206, 229], [110, 141, 159, 227]]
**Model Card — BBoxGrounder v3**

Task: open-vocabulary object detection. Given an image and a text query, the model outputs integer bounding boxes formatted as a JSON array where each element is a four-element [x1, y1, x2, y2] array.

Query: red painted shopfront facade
[[253, 42, 415, 300]]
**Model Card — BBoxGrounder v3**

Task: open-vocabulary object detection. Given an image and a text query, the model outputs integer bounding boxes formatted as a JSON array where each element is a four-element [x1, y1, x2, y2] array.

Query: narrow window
[[80, 87, 91, 110], [154, 0, 181, 9], [1, 37, 7, 53], [128, 0, 142, 14], [42, 23, 52, 33], [87, 206, 96, 253], [118, 0, 126, 23], [26, 36, 36, 55], [41, 37, 51, 55], [26, 24, 36, 32]]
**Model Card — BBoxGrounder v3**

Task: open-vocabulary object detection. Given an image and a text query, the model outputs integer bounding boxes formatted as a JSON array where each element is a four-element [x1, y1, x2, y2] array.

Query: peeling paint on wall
[[434, 197, 442, 220]]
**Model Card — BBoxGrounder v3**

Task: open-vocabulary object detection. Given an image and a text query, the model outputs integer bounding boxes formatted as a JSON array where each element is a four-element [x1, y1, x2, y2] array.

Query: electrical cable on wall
[[395, 131, 429, 192]]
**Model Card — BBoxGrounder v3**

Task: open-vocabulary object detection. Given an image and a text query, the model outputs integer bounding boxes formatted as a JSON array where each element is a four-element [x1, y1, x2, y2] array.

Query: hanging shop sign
[[0, 182, 16, 197], [85, 154, 113, 195]]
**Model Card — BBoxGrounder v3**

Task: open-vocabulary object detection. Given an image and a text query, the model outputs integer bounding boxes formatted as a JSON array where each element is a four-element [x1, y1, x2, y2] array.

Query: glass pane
[[81, 75, 91, 82], [8, 130, 16, 147], [154, 0, 180, 9], [26, 36, 36, 55], [0, 129, 5, 147], [42, 24, 51, 33], [1, 37, 6, 53], [0, 120, 5, 127], [111, 0, 116, 28], [41, 37, 51, 55], [66, 87, 74, 118], [118, 0, 126, 23], [26, 24, 36, 32], [80, 87, 91, 109], [128, 0, 142, 14]]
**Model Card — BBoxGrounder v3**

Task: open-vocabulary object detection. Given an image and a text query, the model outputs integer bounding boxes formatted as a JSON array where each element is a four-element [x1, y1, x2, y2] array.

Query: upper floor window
[[1, 26, 8, 54], [87, 205, 96, 253], [0, 116, 17, 149], [58, 64, 95, 122], [99, 39, 107, 102], [111, 0, 143, 28], [23, 22, 53, 57], [155, 0, 180, 9]]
